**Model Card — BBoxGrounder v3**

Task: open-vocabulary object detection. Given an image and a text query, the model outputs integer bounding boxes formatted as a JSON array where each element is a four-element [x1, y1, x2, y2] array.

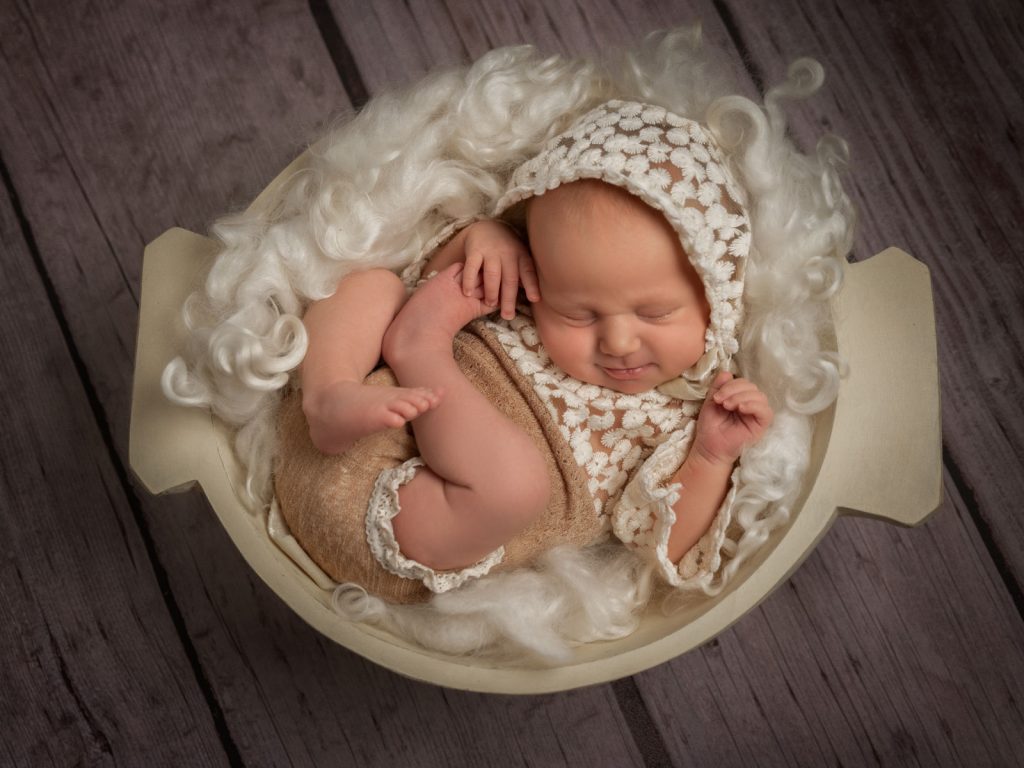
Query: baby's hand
[[691, 371, 774, 466], [460, 220, 539, 320]]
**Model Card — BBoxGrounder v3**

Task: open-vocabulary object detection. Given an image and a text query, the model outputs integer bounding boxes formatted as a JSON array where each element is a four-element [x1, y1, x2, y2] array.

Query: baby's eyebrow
[[545, 287, 687, 313], [552, 303, 595, 315], [551, 299, 683, 315], [638, 299, 686, 310]]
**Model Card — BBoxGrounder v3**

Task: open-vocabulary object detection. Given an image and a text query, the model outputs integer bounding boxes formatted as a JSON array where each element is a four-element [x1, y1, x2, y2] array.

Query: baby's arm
[[666, 371, 774, 563], [422, 220, 539, 320]]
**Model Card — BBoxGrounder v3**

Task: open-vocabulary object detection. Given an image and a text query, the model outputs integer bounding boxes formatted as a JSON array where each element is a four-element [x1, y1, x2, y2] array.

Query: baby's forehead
[[527, 178, 659, 222], [526, 181, 692, 270], [527, 201, 710, 320]]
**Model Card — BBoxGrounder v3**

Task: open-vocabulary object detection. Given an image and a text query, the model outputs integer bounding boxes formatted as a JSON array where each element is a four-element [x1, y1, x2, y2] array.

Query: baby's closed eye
[[636, 307, 678, 321], [559, 311, 597, 326], [555, 307, 678, 324]]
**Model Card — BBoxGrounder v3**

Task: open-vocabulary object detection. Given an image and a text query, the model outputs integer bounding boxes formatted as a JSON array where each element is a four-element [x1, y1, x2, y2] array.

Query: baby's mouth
[[600, 364, 651, 381]]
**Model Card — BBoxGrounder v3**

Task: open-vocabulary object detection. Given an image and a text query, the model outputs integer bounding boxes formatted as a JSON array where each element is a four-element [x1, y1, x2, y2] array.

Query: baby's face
[[527, 180, 710, 395]]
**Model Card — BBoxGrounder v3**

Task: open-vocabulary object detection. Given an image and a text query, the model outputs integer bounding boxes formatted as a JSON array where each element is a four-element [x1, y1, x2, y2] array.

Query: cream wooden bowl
[[130, 155, 942, 694]]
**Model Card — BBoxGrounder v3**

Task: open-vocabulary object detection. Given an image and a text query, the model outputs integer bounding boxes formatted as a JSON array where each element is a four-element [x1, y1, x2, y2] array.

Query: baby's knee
[[341, 267, 406, 301]]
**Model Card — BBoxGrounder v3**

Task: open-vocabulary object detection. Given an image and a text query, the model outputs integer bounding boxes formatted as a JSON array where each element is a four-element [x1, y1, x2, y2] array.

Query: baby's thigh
[[393, 464, 544, 572]]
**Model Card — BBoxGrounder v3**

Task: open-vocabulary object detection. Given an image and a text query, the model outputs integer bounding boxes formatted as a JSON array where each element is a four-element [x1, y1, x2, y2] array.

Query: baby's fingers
[[462, 251, 483, 296], [498, 271, 519, 319], [713, 378, 758, 405], [482, 260, 503, 309], [720, 391, 765, 415], [735, 394, 774, 428], [518, 252, 540, 303]]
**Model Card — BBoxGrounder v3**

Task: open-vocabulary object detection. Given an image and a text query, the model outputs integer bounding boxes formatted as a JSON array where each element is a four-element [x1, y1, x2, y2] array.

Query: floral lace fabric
[[613, 428, 737, 590]]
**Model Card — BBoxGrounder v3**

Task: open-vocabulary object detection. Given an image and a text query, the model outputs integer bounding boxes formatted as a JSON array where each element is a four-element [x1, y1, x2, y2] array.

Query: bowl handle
[[828, 248, 943, 526], [129, 228, 241, 497]]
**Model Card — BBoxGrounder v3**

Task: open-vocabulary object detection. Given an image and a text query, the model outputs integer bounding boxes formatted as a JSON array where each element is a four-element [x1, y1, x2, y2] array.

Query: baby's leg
[[382, 264, 551, 571], [301, 268, 441, 454]]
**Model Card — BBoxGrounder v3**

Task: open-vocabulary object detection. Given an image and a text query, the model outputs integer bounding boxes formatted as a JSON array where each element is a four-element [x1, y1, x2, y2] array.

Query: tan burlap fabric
[[273, 317, 604, 604]]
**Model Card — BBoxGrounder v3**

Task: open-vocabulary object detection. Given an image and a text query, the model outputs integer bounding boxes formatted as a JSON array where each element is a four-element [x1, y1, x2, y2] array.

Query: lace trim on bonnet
[[493, 99, 751, 400]]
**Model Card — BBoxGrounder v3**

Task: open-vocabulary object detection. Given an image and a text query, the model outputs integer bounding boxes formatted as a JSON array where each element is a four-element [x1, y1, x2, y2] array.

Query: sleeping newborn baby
[[275, 100, 773, 603]]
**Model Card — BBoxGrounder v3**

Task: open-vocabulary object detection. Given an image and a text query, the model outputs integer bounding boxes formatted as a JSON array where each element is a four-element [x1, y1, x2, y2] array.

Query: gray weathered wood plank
[[0, 162, 229, 766], [329, 0, 755, 90]]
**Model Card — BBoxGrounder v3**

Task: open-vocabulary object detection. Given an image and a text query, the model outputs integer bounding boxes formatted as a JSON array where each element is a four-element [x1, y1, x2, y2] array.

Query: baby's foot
[[306, 380, 442, 454], [382, 263, 493, 365]]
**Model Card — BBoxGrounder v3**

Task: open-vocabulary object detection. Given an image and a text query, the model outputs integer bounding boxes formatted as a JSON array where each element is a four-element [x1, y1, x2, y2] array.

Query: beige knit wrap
[[273, 317, 604, 604]]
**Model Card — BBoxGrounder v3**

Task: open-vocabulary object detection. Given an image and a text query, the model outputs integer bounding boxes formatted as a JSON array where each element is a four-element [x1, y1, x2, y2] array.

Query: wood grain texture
[[0, 165, 229, 765], [327, 0, 756, 90]]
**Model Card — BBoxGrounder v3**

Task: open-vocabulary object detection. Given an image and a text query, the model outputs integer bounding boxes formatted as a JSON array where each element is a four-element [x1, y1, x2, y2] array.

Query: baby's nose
[[598, 317, 641, 356]]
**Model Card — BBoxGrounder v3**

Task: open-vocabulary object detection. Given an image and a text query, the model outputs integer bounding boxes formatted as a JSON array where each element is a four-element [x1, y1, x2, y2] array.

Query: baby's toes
[[405, 391, 434, 409], [387, 399, 421, 422], [401, 393, 433, 415], [398, 391, 426, 410], [379, 409, 407, 429], [415, 387, 442, 406]]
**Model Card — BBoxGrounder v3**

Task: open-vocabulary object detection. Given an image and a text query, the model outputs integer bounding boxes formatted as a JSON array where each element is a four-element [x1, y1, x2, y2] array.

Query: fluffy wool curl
[[162, 26, 854, 664]]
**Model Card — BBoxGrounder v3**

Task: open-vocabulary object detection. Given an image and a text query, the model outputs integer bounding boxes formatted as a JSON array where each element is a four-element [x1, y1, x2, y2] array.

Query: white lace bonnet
[[493, 99, 751, 399]]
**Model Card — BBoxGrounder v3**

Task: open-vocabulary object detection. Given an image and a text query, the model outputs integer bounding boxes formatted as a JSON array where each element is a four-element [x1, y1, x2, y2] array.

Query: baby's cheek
[[536, 322, 589, 372], [681, 330, 709, 370]]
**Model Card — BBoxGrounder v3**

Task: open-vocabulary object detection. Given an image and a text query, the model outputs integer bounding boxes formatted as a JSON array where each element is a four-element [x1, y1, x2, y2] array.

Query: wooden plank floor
[[1, 0, 1021, 765]]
